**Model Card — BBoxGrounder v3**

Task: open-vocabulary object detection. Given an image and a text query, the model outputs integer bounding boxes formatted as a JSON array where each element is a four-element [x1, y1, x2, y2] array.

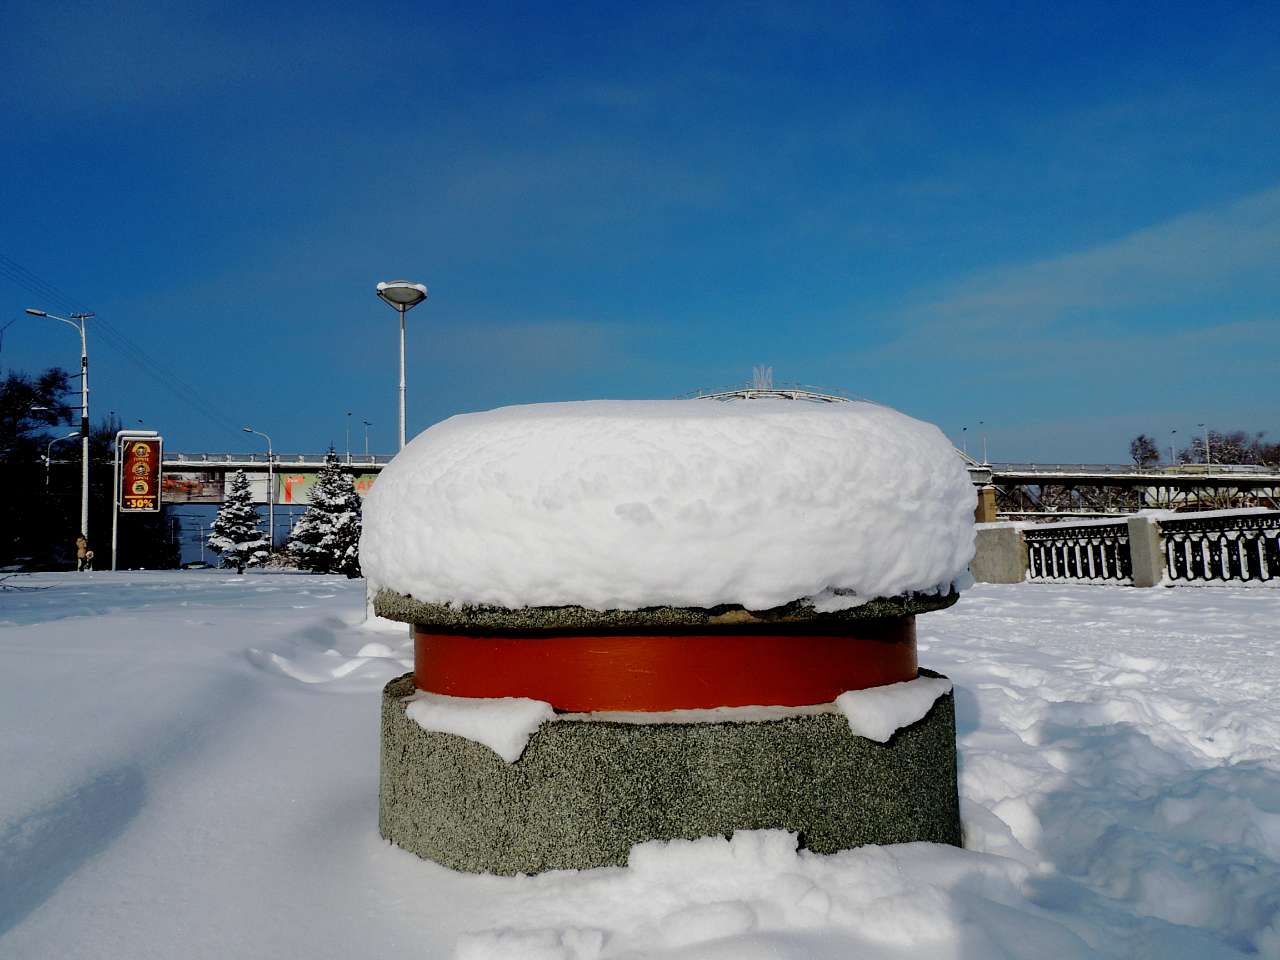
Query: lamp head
[[25, 308, 48, 317], [376, 280, 428, 310]]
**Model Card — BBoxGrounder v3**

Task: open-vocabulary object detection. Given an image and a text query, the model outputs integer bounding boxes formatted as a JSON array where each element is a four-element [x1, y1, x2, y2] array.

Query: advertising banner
[[243, 471, 272, 505], [352, 472, 378, 498], [161, 471, 225, 504], [277, 471, 316, 506], [119, 437, 163, 512], [276, 471, 378, 505]]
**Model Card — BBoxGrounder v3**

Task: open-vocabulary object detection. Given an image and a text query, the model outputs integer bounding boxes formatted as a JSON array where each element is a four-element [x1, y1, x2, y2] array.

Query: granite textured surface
[[379, 671, 961, 875], [373, 589, 959, 632]]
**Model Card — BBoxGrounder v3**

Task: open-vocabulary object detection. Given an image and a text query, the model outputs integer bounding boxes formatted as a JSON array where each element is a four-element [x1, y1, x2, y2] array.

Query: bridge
[[983, 461, 1280, 517], [145, 379, 1280, 514], [159, 449, 1280, 516], [161, 452, 390, 506]]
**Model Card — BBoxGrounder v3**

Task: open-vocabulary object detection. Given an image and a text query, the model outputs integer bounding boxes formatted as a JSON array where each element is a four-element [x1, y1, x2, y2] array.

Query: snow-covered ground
[[2, 572, 1277, 958]]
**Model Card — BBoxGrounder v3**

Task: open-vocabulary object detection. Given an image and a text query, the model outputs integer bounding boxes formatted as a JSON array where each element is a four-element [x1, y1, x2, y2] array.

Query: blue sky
[[2, 0, 1278, 462]]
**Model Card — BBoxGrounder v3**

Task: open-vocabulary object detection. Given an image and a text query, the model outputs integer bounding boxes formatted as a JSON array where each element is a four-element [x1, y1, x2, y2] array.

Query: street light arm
[[46, 430, 79, 453], [27, 308, 84, 343], [242, 426, 273, 455]]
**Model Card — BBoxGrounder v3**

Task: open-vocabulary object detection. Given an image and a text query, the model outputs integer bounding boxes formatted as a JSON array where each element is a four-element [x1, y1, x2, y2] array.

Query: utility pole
[[26, 308, 92, 542]]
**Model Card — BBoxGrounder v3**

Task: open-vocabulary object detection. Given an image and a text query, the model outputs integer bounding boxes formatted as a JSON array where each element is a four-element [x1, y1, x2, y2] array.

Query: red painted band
[[414, 618, 917, 712]]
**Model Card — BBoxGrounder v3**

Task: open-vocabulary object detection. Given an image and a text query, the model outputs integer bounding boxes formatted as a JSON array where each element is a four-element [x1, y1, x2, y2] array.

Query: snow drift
[[360, 399, 976, 612]]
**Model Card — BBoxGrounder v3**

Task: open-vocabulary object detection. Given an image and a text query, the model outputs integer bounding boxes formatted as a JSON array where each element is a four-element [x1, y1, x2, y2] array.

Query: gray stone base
[[379, 673, 961, 875]]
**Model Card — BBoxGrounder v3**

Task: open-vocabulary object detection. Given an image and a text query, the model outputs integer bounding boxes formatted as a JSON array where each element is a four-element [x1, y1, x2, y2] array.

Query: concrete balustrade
[[972, 510, 1279, 586]]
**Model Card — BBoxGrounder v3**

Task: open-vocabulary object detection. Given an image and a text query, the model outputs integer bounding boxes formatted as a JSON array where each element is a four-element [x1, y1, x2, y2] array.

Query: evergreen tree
[[286, 448, 362, 577], [208, 470, 269, 574]]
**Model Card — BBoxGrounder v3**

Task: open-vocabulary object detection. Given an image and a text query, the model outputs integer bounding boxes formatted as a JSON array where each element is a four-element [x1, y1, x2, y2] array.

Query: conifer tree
[[208, 470, 269, 574], [286, 448, 363, 577]]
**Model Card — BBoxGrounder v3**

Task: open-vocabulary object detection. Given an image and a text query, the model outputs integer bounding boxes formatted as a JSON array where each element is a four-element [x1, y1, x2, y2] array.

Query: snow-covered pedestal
[[362, 399, 976, 875]]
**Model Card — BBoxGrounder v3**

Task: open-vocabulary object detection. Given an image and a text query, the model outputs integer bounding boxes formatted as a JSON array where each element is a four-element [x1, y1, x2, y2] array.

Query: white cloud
[[913, 183, 1280, 332]]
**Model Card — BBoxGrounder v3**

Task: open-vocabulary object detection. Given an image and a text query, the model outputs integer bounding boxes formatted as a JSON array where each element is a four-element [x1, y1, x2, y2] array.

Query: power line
[[0, 252, 251, 445]]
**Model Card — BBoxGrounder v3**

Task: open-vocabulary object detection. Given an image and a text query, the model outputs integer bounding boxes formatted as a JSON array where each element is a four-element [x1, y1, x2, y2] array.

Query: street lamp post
[[1198, 423, 1211, 465], [26, 308, 92, 542], [375, 281, 429, 451], [346, 411, 352, 463], [362, 419, 372, 459], [242, 427, 275, 550], [1169, 429, 1177, 466]]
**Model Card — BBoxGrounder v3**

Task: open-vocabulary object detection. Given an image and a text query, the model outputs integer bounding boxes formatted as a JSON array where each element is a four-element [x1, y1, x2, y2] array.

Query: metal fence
[[1024, 523, 1133, 582], [1162, 512, 1280, 583]]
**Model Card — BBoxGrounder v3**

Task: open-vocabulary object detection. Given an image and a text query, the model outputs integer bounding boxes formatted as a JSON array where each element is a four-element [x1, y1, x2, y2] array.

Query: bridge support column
[[974, 485, 998, 523], [1126, 516, 1165, 587]]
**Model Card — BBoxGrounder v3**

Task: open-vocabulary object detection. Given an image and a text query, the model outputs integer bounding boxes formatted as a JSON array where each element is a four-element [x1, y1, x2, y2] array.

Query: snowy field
[[2, 572, 1278, 959]]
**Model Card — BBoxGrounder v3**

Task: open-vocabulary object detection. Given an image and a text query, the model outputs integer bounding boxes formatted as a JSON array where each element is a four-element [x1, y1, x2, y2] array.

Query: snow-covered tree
[[1129, 434, 1160, 468], [1180, 429, 1276, 467], [208, 470, 269, 574], [286, 449, 362, 577]]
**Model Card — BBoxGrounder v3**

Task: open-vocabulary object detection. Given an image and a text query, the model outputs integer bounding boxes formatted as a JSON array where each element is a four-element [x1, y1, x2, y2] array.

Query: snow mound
[[405, 691, 555, 762], [454, 830, 1094, 959], [835, 675, 953, 742], [361, 399, 975, 612], [245, 616, 412, 690]]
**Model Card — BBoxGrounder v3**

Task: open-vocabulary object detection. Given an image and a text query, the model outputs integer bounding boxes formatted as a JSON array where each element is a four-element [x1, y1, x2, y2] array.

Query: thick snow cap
[[360, 399, 976, 612]]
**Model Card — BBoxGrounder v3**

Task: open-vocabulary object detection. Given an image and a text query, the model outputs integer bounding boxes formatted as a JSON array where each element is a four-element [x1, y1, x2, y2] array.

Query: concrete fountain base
[[378, 672, 960, 875]]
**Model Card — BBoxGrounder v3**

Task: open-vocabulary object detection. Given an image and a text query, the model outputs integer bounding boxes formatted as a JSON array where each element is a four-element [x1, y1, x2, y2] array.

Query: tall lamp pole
[[375, 281, 429, 451], [1198, 423, 1211, 465], [1169, 428, 1177, 466], [26, 308, 92, 541], [362, 419, 372, 459], [242, 427, 274, 550]]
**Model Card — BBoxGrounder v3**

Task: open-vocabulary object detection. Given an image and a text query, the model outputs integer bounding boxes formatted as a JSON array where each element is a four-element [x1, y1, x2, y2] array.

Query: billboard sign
[[277, 471, 378, 505], [119, 437, 163, 512], [161, 471, 225, 504]]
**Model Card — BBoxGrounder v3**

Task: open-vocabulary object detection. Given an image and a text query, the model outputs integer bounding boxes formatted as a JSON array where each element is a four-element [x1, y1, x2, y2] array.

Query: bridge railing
[[1162, 511, 1280, 583], [165, 452, 396, 465], [990, 462, 1279, 477], [1023, 520, 1133, 583], [979, 509, 1280, 586]]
